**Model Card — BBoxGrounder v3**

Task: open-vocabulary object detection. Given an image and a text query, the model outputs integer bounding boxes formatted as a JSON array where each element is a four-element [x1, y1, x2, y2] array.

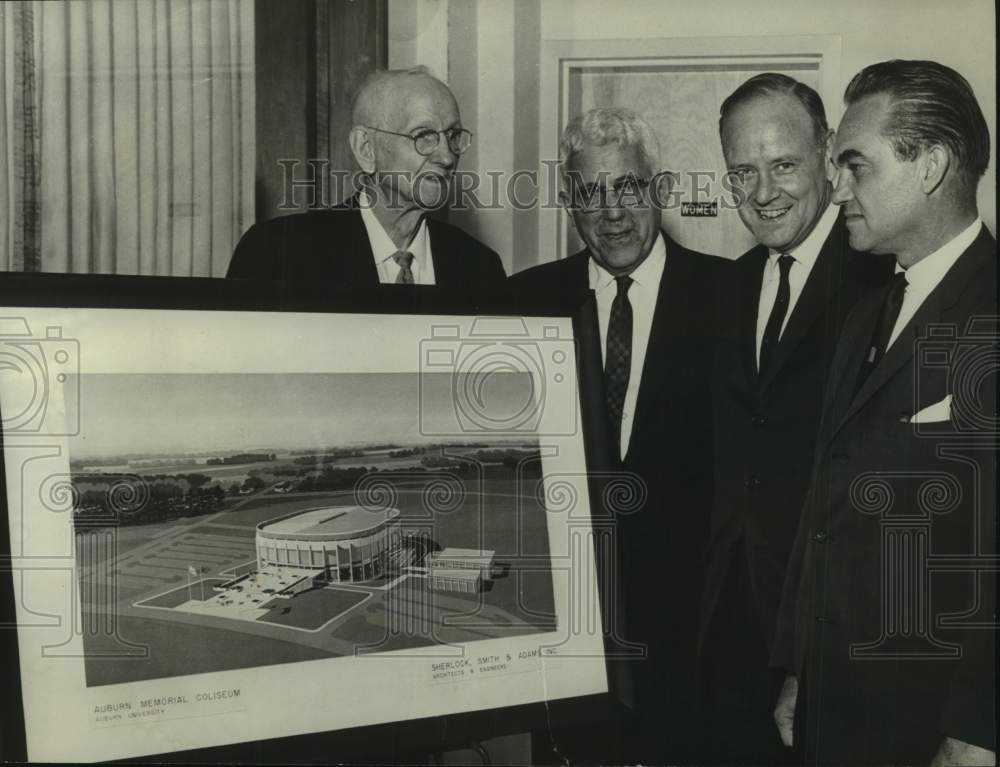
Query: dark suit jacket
[[226, 196, 507, 290], [510, 233, 730, 762], [701, 215, 893, 655], [772, 225, 997, 764]]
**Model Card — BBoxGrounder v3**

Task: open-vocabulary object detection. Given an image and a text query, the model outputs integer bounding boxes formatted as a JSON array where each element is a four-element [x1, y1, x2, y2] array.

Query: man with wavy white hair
[[511, 106, 728, 763]]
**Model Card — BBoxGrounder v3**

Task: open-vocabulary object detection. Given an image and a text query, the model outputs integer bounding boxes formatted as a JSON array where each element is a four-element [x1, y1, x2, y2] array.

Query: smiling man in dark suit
[[699, 73, 893, 764], [226, 66, 506, 291], [510, 107, 727, 763], [772, 59, 996, 766]]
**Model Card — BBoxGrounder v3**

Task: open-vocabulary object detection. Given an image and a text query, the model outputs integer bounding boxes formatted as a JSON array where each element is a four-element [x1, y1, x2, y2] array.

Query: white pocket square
[[909, 395, 952, 423]]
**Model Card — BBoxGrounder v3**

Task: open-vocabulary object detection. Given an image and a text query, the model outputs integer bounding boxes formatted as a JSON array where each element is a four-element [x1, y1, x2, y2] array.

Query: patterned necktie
[[393, 251, 415, 284], [605, 275, 633, 454], [853, 271, 908, 397], [758, 254, 795, 376]]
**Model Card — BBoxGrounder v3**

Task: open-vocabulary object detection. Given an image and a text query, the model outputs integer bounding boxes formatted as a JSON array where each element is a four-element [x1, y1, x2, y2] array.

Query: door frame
[[539, 34, 842, 262]]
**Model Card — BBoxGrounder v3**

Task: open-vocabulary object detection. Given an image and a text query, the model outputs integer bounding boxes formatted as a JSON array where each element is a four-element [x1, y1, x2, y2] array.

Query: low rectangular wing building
[[427, 547, 495, 580]]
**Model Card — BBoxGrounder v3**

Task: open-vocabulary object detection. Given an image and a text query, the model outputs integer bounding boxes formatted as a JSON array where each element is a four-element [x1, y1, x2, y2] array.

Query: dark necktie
[[758, 254, 794, 375], [605, 275, 633, 454], [393, 251, 415, 284], [853, 271, 908, 397]]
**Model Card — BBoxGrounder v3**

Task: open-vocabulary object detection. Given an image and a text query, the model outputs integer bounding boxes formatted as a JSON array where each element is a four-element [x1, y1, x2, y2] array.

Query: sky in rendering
[[66, 371, 538, 457]]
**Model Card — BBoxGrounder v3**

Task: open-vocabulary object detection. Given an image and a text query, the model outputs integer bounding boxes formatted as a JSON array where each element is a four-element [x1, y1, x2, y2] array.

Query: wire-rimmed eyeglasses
[[363, 126, 473, 156]]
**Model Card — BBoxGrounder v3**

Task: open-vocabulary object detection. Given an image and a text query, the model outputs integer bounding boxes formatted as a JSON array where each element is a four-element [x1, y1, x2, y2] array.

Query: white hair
[[559, 107, 661, 176]]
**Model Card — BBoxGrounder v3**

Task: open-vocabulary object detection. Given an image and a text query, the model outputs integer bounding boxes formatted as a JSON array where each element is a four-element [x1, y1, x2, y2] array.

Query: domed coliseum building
[[255, 505, 401, 582]]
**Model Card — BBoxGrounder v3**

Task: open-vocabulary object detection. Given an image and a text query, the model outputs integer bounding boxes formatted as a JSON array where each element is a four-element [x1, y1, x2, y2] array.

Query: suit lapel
[[562, 250, 617, 461], [353, 220, 380, 284], [542, 249, 594, 300], [839, 292, 928, 426], [566, 250, 594, 298], [758, 217, 851, 391], [627, 234, 685, 462], [740, 247, 768, 388], [427, 222, 453, 287], [830, 226, 995, 437], [338, 195, 379, 284], [823, 290, 879, 436]]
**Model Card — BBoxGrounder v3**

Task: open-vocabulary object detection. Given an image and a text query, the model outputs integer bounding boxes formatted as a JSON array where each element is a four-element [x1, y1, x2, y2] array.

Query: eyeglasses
[[363, 126, 473, 156], [567, 175, 654, 213]]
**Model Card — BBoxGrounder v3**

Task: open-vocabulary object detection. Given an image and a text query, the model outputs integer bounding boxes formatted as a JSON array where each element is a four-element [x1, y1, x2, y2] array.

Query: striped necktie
[[605, 275, 633, 453], [393, 251, 415, 284]]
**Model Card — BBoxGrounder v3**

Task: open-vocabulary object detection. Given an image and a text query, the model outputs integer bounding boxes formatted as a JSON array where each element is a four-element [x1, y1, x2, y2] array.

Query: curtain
[[0, 2, 41, 271], [2, 0, 254, 277]]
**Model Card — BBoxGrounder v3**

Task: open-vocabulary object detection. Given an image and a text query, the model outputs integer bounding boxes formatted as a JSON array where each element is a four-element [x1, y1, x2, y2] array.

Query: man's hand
[[929, 736, 995, 766], [773, 674, 798, 748]]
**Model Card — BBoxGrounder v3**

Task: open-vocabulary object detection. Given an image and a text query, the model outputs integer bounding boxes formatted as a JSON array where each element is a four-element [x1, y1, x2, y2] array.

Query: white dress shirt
[[359, 196, 436, 285], [590, 233, 667, 460], [887, 217, 983, 349], [755, 202, 840, 367]]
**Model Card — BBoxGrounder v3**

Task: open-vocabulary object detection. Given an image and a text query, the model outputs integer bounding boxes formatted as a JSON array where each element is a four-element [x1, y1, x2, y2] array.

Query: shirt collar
[[359, 192, 429, 266], [896, 217, 983, 287], [588, 232, 667, 292], [767, 201, 839, 267]]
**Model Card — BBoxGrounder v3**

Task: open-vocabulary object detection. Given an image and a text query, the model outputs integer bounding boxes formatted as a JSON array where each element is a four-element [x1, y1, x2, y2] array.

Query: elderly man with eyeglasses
[[510, 107, 729, 764], [228, 66, 505, 290]]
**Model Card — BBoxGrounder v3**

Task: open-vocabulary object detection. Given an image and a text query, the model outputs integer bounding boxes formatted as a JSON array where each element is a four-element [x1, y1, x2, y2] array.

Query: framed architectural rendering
[[0, 277, 609, 762]]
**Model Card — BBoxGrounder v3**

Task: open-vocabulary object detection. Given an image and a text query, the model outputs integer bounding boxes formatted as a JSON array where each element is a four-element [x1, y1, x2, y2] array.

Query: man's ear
[[651, 170, 677, 210], [349, 126, 377, 174], [822, 129, 836, 181], [821, 128, 834, 155], [919, 144, 950, 195]]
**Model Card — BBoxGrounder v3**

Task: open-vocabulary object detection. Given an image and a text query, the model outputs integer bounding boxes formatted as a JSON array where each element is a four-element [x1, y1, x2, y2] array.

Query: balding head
[[351, 66, 458, 131], [348, 67, 464, 219]]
